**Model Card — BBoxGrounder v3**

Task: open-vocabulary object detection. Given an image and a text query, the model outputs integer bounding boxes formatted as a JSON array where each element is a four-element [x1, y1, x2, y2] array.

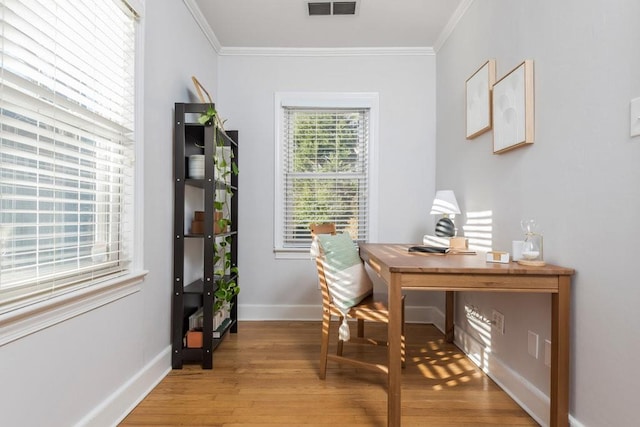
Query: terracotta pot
[[185, 330, 203, 348]]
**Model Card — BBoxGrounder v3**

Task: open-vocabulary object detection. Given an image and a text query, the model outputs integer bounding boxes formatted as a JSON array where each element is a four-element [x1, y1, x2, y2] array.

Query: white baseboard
[[453, 326, 550, 426], [569, 414, 585, 427], [239, 304, 321, 321], [239, 303, 445, 325], [75, 346, 172, 427], [453, 326, 583, 426]]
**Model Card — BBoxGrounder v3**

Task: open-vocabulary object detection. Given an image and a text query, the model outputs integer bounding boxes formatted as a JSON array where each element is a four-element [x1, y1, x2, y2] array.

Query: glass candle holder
[[518, 219, 545, 266]]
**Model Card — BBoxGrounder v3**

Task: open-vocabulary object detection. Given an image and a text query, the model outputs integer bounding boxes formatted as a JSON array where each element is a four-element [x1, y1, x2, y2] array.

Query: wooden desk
[[359, 243, 574, 427]]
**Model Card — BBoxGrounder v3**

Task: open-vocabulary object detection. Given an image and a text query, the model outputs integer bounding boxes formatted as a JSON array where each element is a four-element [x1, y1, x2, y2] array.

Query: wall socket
[[492, 310, 505, 334]]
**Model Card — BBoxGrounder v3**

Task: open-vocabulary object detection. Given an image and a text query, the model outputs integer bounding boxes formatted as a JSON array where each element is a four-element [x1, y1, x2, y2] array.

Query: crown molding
[[218, 46, 434, 57], [433, 0, 475, 53], [183, 0, 222, 53], [184, 0, 471, 57]]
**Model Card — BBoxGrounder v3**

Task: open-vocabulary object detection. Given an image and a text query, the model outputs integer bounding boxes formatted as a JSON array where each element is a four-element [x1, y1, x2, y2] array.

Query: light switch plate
[[631, 97, 640, 137]]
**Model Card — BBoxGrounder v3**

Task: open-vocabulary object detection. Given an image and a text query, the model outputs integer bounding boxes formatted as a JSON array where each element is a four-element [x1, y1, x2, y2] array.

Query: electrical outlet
[[528, 331, 539, 358], [492, 310, 505, 335], [544, 339, 552, 367], [631, 97, 640, 137]]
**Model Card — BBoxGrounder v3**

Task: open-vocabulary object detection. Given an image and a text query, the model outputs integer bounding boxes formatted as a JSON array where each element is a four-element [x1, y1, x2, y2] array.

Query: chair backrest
[[310, 223, 336, 237], [311, 223, 374, 312], [310, 223, 336, 308]]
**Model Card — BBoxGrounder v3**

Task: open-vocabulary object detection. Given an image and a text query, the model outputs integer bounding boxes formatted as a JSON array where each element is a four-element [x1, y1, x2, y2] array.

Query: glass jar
[[518, 219, 545, 266]]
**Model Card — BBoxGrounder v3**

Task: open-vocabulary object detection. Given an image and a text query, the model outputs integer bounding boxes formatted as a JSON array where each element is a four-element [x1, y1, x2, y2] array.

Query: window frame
[[274, 92, 379, 259], [0, 0, 147, 345]]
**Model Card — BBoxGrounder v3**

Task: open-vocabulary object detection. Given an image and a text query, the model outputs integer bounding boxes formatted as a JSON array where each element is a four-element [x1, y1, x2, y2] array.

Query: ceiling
[[193, 0, 467, 51]]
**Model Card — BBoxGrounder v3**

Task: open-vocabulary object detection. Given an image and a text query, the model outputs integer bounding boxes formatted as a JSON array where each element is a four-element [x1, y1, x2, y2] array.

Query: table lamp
[[430, 190, 461, 237]]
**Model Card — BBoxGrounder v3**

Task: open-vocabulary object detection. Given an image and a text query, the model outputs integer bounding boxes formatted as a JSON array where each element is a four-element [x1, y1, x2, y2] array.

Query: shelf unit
[[172, 103, 238, 369]]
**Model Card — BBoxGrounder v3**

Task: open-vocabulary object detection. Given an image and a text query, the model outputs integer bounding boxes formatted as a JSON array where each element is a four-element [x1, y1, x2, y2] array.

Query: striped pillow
[[315, 232, 373, 309]]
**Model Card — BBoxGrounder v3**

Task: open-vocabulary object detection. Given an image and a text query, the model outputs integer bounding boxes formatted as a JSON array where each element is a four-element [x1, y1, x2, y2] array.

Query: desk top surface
[[359, 243, 574, 276]]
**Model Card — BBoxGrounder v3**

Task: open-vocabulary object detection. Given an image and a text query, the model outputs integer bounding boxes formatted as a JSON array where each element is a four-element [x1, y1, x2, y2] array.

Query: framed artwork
[[466, 59, 496, 139], [492, 60, 535, 154]]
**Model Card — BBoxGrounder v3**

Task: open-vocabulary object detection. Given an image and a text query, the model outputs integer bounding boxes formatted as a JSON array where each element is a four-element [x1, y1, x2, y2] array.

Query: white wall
[[142, 0, 220, 365], [0, 1, 219, 425], [436, 0, 640, 425], [216, 53, 440, 320]]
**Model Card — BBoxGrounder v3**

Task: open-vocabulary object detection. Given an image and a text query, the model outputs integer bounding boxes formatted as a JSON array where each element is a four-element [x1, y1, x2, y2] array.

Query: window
[[275, 93, 378, 255], [0, 0, 139, 314]]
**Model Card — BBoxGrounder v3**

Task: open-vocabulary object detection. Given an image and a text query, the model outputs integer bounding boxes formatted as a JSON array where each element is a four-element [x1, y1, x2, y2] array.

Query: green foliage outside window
[[284, 110, 368, 242]]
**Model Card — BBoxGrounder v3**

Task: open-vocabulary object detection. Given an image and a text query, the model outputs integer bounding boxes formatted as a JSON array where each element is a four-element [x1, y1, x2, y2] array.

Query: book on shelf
[[213, 317, 232, 339], [189, 307, 204, 330], [187, 306, 231, 339]]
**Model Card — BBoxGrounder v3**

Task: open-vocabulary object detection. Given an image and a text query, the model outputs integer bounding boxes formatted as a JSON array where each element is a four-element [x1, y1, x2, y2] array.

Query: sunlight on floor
[[412, 339, 483, 390]]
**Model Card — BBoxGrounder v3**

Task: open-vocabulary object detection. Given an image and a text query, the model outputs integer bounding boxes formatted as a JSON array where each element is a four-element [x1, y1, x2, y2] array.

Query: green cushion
[[315, 232, 373, 309], [316, 232, 361, 269]]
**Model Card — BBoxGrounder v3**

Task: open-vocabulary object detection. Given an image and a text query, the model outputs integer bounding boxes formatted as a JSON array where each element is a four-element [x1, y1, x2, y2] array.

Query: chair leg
[[357, 318, 364, 338], [401, 296, 406, 368], [319, 309, 331, 379], [337, 316, 344, 356]]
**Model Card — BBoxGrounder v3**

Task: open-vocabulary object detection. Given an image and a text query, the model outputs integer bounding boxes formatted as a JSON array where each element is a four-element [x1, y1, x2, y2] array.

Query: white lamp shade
[[430, 190, 461, 215]]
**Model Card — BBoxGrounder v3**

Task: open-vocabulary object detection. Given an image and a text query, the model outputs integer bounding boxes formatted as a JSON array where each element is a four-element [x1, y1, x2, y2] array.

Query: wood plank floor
[[120, 321, 538, 426]]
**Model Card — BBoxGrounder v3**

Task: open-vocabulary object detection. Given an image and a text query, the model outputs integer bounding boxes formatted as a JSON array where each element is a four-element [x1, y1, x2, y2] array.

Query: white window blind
[[0, 0, 137, 312], [280, 107, 370, 247]]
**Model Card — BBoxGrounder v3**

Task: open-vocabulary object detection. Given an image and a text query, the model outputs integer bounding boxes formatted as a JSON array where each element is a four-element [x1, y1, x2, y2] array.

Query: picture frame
[[492, 60, 535, 154], [465, 59, 496, 139]]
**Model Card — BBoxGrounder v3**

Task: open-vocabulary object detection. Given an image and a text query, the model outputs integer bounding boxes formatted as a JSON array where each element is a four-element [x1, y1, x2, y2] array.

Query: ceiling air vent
[[308, 2, 331, 16], [308, 1, 357, 16], [332, 2, 356, 15]]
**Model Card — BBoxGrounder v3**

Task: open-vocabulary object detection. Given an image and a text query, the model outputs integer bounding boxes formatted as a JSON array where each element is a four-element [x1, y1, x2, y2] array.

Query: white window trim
[[0, 270, 146, 347], [0, 0, 148, 346], [273, 92, 379, 259]]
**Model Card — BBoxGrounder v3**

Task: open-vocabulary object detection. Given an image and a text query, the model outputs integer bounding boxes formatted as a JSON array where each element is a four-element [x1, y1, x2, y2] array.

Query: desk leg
[[550, 276, 571, 427], [388, 272, 403, 427], [445, 291, 455, 343]]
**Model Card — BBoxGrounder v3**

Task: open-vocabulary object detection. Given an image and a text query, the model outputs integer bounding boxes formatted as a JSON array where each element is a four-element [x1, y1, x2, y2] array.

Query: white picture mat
[[466, 60, 495, 139], [492, 60, 534, 153]]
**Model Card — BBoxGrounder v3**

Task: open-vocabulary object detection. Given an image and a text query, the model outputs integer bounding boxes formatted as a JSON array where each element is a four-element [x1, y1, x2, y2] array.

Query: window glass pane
[[0, 0, 136, 311], [281, 107, 369, 247]]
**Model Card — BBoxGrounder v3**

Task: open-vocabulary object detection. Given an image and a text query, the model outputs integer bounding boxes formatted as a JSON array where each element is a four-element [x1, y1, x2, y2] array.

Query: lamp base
[[435, 217, 455, 237]]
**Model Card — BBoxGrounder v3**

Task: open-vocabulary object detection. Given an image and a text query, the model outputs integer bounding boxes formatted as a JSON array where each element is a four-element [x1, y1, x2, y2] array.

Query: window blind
[[0, 0, 137, 312], [281, 107, 369, 246]]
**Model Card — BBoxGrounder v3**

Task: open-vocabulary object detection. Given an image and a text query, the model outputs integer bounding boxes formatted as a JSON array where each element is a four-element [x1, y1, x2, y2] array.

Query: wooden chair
[[310, 223, 405, 379]]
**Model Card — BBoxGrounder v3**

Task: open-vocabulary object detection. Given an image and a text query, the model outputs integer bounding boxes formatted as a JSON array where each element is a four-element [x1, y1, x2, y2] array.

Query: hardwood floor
[[120, 321, 538, 426]]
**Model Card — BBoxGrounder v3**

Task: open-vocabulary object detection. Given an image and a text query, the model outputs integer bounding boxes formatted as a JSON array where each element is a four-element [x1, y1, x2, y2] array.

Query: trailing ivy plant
[[197, 104, 217, 126], [193, 100, 238, 314], [198, 104, 228, 129], [213, 235, 239, 312], [212, 125, 239, 314]]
